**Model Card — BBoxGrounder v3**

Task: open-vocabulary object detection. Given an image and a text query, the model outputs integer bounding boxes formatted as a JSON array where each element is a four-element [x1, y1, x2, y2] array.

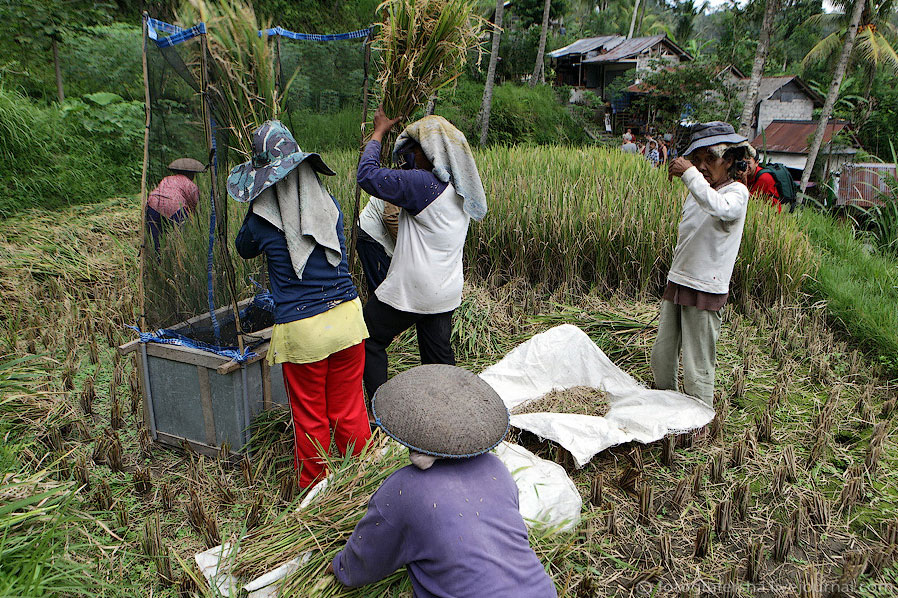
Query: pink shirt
[[147, 174, 199, 218]]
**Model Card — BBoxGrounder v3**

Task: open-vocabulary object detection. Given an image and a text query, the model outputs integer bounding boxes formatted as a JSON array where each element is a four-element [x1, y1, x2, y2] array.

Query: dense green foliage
[[0, 86, 141, 216], [437, 79, 590, 145], [625, 61, 743, 130]]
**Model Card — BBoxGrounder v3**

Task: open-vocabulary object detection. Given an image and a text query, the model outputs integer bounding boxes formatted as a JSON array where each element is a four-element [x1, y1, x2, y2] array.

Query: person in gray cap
[[145, 157, 205, 251], [652, 121, 751, 407], [327, 364, 557, 598]]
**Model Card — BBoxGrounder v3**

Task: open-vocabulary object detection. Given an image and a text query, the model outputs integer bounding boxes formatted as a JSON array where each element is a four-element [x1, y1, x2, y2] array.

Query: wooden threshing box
[[119, 301, 288, 457]]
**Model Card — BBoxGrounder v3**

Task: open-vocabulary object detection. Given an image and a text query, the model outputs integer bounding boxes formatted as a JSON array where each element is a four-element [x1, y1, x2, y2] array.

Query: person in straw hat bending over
[[327, 364, 557, 598], [230, 121, 371, 489], [356, 107, 488, 400], [145, 157, 205, 251], [652, 121, 751, 408]]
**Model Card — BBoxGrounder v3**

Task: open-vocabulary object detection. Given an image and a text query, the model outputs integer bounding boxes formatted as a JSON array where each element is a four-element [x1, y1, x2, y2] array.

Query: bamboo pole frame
[[139, 13, 159, 440], [348, 30, 373, 275], [138, 13, 152, 334], [199, 31, 245, 354]]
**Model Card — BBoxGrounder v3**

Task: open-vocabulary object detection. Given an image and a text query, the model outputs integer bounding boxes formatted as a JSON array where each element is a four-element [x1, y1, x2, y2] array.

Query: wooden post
[[199, 29, 245, 353], [138, 14, 152, 334], [348, 30, 373, 276], [52, 38, 64, 103]]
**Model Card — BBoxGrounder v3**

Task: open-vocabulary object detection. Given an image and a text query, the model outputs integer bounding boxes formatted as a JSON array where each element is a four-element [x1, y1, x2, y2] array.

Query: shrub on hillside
[[438, 79, 588, 146], [61, 24, 143, 101], [0, 87, 140, 216]]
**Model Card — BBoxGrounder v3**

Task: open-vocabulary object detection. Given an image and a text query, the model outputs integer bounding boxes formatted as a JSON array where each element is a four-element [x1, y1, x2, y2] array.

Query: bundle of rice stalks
[[233, 436, 410, 595], [178, 0, 280, 158], [512, 386, 611, 417], [375, 0, 484, 127]]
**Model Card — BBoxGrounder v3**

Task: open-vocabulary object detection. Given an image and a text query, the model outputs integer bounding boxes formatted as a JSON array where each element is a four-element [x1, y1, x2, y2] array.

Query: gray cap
[[683, 121, 747, 157], [168, 157, 206, 173], [372, 365, 510, 458]]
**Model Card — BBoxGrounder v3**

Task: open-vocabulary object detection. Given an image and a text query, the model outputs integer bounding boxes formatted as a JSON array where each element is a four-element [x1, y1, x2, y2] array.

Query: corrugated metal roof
[[836, 163, 896, 207], [582, 35, 667, 63], [752, 120, 856, 154], [549, 36, 621, 59]]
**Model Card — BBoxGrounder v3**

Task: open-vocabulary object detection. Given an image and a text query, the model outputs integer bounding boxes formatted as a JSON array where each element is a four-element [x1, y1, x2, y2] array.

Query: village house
[[549, 34, 692, 101], [737, 76, 823, 140], [752, 119, 861, 183]]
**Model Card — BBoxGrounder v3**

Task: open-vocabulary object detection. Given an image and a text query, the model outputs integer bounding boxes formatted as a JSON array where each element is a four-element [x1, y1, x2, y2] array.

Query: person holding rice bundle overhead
[[652, 121, 751, 407], [356, 106, 488, 398], [229, 120, 371, 489], [327, 364, 557, 598]]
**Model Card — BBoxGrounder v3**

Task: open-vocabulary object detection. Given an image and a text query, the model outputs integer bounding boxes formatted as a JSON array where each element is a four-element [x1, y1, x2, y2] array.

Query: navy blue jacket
[[235, 197, 358, 325]]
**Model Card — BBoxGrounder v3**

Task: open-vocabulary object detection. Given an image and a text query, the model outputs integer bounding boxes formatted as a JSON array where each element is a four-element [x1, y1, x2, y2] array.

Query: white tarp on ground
[[494, 442, 582, 531], [479, 324, 715, 467]]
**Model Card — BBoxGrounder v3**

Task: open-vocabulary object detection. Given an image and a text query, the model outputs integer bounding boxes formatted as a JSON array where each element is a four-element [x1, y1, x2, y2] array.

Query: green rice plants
[[0, 467, 104, 595], [466, 147, 814, 305]]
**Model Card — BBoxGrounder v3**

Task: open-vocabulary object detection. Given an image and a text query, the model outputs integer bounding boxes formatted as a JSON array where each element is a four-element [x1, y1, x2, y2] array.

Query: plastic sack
[[494, 442, 582, 532]]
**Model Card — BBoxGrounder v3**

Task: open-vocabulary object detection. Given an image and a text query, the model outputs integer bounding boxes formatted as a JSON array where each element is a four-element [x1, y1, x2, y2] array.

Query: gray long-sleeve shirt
[[332, 453, 557, 598]]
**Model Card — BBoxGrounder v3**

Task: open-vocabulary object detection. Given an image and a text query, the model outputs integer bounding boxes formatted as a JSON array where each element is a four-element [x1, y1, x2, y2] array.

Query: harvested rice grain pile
[[512, 386, 611, 417]]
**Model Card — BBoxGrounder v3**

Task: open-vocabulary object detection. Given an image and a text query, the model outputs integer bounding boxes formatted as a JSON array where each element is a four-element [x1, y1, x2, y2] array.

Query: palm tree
[[739, 0, 781, 137], [479, 0, 504, 144], [531, 0, 552, 86], [802, 0, 898, 82], [799, 0, 867, 195]]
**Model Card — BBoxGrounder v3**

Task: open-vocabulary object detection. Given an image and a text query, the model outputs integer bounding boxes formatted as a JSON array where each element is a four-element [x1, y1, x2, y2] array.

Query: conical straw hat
[[372, 364, 509, 458]]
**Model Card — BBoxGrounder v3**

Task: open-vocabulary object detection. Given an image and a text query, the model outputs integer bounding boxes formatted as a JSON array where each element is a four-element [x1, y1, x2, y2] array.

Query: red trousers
[[281, 342, 371, 488]]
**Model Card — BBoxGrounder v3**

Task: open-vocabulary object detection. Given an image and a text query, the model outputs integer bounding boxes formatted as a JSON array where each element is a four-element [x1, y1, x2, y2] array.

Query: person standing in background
[[652, 122, 751, 408]]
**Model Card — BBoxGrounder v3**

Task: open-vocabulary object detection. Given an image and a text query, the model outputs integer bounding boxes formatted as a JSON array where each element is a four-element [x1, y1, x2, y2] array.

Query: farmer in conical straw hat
[[229, 120, 371, 489], [327, 364, 557, 598], [653, 121, 751, 407], [357, 106, 488, 401], [145, 157, 205, 251]]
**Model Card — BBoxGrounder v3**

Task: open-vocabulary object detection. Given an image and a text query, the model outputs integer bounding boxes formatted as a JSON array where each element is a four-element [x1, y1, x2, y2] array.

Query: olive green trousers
[[650, 300, 721, 407]]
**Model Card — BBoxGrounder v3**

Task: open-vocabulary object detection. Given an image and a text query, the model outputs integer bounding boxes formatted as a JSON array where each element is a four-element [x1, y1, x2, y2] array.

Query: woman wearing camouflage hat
[[327, 364, 557, 598], [653, 121, 751, 408], [229, 121, 371, 489]]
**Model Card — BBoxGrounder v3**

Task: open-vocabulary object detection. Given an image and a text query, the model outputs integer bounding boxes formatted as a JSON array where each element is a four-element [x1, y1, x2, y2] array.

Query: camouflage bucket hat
[[226, 120, 336, 203]]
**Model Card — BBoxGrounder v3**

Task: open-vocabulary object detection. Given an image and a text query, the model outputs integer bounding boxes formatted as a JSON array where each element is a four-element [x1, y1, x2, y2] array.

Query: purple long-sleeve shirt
[[356, 140, 447, 215], [332, 453, 557, 598]]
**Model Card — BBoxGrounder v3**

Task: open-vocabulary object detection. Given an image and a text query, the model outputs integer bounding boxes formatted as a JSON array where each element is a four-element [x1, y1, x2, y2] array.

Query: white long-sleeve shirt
[[667, 167, 749, 295], [376, 183, 470, 314]]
